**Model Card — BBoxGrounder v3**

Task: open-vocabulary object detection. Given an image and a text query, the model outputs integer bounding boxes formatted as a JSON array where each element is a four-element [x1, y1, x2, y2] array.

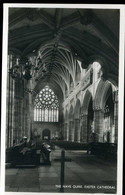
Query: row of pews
[[51, 140, 87, 150], [51, 140, 117, 161], [6, 140, 52, 167], [88, 142, 117, 161]]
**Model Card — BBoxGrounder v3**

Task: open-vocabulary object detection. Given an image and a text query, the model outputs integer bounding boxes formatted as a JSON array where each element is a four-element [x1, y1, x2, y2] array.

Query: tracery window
[[34, 86, 59, 122]]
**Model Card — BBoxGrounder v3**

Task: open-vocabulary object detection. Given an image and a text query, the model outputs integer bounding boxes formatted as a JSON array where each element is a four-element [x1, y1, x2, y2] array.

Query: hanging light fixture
[[9, 57, 38, 80], [9, 58, 22, 79], [22, 61, 32, 80], [8, 50, 48, 81]]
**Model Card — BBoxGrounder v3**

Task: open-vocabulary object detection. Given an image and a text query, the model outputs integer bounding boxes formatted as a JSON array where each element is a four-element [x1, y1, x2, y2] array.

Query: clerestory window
[[34, 85, 59, 122]]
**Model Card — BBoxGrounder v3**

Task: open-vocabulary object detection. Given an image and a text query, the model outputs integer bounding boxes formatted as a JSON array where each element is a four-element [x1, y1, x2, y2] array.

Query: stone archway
[[81, 90, 93, 143], [94, 79, 117, 143], [42, 129, 51, 140], [94, 79, 111, 109], [102, 86, 115, 143]]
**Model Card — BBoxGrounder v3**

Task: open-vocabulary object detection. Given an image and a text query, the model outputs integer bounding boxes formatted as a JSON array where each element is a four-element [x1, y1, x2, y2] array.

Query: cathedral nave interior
[[3, 6, 120, 193]]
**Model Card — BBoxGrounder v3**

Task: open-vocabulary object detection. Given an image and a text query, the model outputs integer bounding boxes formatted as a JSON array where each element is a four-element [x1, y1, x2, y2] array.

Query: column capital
[[93, 106, 102, 111]]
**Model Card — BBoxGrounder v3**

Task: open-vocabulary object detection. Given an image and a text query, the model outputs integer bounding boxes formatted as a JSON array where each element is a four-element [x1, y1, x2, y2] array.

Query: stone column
[[13, 94, 18, 144], [69, 120, 74, 141], [15, 98, 21, 144], [30, 99, 34, 140], [6, 55, 17, 148], [81, 114, 88, 143], [24, 80, 34, 140], [113, 90, 118, 143], [26, 94, 31, 140], [59, 123, 64, 140], [9, 77, 14, 147], [29, 92, 33, 140], [23, 97, 27, 137], [74, 119, 80, 142], [22, 98, 25, 138], [62, 123, 65, 140], [94, 107, 104, 142], [12, 77, 24, 144], [18, 98, 21, 142], [6, 55, 11, 148], [22, 91, 30, 140], [18, 98, 23, 142], [80, 116, 82, 142], [72, 120, 75, 141], [11, 79, 15, 147], [64, 123, 68, 141], [69, 121, 71, 141], [15, 84, 23, 144], [60, 123, 64, 140]]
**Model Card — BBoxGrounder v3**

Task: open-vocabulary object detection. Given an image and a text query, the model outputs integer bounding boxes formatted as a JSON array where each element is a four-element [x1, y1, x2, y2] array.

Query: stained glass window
[[34, 86, 59, 122]]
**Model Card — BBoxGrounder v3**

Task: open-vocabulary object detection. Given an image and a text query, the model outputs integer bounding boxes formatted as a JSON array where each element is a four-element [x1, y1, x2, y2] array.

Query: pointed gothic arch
[[42, 129, 51, 140], [94, 79, 117, 110], [81, 90, 94, 143]]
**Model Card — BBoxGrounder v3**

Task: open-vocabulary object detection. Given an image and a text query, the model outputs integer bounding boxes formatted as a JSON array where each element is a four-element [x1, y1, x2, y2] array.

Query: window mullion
[[34, 86, 59, 123]]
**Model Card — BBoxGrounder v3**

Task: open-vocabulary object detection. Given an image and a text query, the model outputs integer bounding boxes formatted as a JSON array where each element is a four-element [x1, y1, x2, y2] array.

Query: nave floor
[[5, 146, 117, 193]]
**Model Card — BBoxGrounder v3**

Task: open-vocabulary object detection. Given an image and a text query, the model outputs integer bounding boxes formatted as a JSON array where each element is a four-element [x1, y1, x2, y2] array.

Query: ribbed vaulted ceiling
[[8, 8, 119, 100]]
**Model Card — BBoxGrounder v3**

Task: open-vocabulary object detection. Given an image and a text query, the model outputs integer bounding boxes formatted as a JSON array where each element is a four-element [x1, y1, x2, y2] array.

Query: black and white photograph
[[1, 3, 124, 195]]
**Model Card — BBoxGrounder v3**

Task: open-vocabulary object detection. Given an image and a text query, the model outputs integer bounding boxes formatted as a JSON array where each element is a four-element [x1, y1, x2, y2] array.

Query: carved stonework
[[93, 106, 102, 111]]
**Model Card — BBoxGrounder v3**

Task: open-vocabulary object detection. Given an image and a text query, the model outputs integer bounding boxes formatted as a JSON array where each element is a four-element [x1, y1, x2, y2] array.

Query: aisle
[[5, 146, 117, 193]]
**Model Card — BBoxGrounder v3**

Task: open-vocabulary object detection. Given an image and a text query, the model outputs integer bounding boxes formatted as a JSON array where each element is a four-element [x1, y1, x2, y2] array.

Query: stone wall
[[33, 122, 60, 139]]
